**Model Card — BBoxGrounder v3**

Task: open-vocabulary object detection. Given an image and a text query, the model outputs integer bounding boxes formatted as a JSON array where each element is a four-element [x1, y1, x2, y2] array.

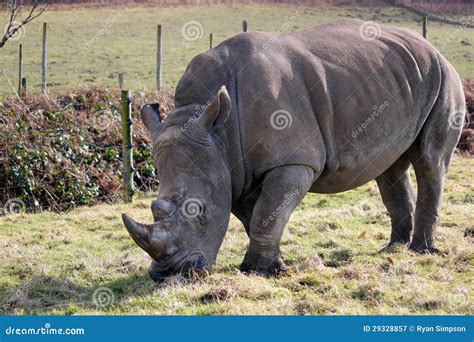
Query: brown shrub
[[0, 86, 174, 212]]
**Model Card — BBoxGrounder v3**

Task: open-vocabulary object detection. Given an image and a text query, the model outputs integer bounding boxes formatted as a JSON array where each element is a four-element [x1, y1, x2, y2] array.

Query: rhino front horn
[[122, 213, 151, 251]]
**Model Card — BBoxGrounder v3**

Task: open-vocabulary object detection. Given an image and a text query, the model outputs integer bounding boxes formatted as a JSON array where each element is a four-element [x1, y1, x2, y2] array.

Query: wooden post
[[41, 22, 47, 95], [209, 33, 213, 49], [422, 16, 427, 39], [21, 78, 26, 94], [156, 24, 162, 91], [18, 44, 23, 95], [242, 20, 248, 32], [118, 73, 124, 89], [121, 90, 134, 203]]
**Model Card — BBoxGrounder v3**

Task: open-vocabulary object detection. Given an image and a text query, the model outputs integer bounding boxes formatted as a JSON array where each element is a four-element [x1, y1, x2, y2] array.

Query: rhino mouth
[[148, 251, 209, 282]]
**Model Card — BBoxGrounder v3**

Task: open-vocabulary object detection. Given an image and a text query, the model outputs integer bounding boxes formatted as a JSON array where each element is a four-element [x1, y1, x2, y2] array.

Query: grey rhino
[[122, 19, 465, 280]]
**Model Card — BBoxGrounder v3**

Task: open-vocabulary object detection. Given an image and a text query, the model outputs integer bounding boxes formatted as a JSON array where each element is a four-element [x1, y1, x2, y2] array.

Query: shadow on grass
[[0, 273, 157, 314]]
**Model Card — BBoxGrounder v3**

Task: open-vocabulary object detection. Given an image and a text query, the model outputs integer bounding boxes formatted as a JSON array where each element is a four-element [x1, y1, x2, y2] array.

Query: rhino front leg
[[240, 165, 315, 276], [232, 189, 261, 236]]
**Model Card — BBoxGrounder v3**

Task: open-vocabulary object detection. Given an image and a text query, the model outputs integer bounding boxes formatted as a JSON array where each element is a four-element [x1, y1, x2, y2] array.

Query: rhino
[[122, 19, 465, 280]]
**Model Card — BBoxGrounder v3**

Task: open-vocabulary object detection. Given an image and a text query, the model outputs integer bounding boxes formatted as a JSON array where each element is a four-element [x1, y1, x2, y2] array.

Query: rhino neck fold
[[223, 76, 245, 202]]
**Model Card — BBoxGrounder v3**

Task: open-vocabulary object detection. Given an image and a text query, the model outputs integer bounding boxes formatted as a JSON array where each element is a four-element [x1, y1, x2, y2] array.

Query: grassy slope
[[0, 4, 473, 97], [0, 156, 472, 315]]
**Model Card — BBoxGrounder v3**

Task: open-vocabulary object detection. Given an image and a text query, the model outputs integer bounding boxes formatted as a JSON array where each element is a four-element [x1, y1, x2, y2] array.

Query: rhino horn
[[141, 103, 161, 133], [122, 213, 171, 259], [122, 213, 151, 251], [151, 199, 176, 220]]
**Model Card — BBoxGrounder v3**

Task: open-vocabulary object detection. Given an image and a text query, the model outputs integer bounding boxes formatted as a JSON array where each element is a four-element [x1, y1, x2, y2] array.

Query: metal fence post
[[118, 72, 124, 89], [18, 44, 23, 95], [41, 22, 47, 95], [156, 24, 162, 91], [209, 33, 213, 49], [121, 90, 134, 203], [242, 20, 248, 32], [21, 78, 26, 94], [422, 16, 428, 39]]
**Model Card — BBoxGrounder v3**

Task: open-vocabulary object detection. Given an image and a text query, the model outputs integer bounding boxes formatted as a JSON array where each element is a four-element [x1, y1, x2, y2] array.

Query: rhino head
[[122, 86, 232, 281]]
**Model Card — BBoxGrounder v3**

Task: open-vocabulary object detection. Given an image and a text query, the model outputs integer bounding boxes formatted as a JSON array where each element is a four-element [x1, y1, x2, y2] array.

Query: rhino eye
[[196, 207, 207, 225]]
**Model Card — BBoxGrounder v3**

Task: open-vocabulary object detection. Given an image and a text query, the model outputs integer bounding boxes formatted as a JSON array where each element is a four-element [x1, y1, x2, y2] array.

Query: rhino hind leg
[[407, 157, 446, 254], [376, 154, 415, 247], [240, 165, 315, 276], [406, 87, 463, 254]]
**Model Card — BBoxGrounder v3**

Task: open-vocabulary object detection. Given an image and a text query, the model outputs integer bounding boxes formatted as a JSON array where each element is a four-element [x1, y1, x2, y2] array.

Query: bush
[[0, 86, 174, 212]]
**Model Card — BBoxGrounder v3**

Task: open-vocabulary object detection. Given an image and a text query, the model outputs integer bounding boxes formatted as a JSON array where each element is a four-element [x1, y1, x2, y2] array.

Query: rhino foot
[[379, 241, 409, 253], [240, 251, 287, 276], [408, 243, 447, 256]]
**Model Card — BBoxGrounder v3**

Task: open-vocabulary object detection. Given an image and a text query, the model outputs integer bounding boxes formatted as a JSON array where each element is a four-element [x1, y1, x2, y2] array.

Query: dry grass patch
[[0, 156, 473, 315]]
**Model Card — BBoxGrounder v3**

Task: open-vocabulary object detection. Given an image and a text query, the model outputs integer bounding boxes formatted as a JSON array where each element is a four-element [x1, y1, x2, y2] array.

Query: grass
[[0, 155, 472, 315], [0, 3, 473, 97]]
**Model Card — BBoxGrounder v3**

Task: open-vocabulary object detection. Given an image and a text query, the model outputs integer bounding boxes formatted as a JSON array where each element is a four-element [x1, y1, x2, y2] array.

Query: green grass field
[[1, 155, 472, 315], [0, 3, 473, 97], [1, 2, 473, 316]]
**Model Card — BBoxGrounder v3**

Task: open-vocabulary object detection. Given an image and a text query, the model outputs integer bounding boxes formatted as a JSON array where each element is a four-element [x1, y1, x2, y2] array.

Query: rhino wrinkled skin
[[122, 19, 465, 280]]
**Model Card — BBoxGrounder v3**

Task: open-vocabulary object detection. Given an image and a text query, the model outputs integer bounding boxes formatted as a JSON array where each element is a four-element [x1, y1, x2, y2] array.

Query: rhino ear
[[141, 103, 161, 133], [196, 86, 231, 132]]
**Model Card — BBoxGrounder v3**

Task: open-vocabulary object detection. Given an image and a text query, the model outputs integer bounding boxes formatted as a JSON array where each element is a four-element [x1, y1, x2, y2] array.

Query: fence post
[[209, 33, 213, 49], [18, 44, 23, 95], [21, 78, 26, 94], [422, 16, 427, 39], [41, 22, 47, 95], [121, 90, 134, 203], [156, 24, 162, 91], [242, 20, 248, 32], [118, 73, 124, 89]]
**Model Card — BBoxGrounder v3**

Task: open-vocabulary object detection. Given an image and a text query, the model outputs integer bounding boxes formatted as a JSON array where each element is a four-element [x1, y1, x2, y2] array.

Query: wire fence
[[0, 4, 473, 215], [0, 86, 168, 215]]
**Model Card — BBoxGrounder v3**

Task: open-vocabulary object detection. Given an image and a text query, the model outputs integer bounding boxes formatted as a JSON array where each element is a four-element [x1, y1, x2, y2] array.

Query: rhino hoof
[[379, 241, 409, 253], [240, 251, 287, 277], [148, 262, 167, 282], [408, 244, 447, 256]]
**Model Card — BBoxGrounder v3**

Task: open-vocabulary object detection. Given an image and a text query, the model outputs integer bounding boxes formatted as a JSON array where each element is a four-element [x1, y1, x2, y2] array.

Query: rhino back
[[284, 19, 445, 192], [174, 19, 457, 194]]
